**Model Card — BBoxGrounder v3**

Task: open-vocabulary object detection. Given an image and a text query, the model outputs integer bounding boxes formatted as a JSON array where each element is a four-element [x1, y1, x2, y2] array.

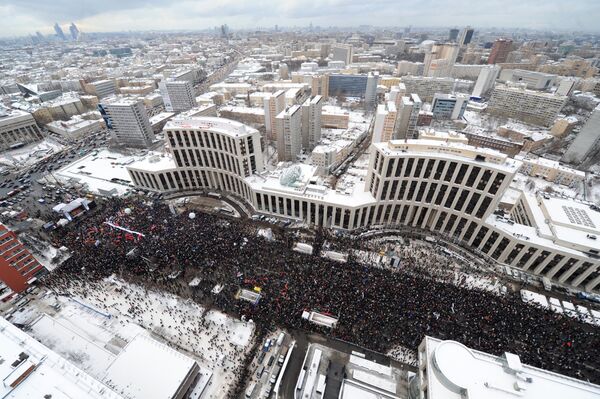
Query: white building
[[499, 69, 557, 90], [159, 80, 197, 112], [88, 79, 117, 99], [332, 45, 353, 65], [515, 155, 585, 186], [263, 90, 286, 140], [395, 94, 422, 139], [562, 104, 600, 165], [487, 84, 568, 127], [410, 336, 600, 399], [276, 105, 302, 161], [46, 116, 105, 140], [365, 72, 380, 108], [431, 93, 469, 120], [0, 107, 43, 150], [373, 101, 397, 143], [301, 95, 323, 150], [472, 65, 500, 98], [0, 317, 123, 399], [126, 123, 600, 293], [99, 97, 155, 148]]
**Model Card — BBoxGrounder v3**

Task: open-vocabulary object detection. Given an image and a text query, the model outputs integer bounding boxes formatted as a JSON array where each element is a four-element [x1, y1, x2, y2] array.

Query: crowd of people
[[44, 198, 600, 384]]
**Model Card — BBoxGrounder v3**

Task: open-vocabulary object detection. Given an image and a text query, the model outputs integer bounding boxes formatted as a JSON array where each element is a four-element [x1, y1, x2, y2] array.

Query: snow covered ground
[[21, 277, 255, 399], [0, 138, 65, 169], [386, 345, 417, 367]]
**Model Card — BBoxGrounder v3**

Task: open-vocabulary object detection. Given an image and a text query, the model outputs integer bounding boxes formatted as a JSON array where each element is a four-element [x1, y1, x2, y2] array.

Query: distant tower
[[69, 23, 80, 40], [220, 24, 229, 38], [54, 23, 66, 40], [449, 28, 459, 41], [35, 31, 45, 42], [488, 39, 513, 64], [458, 26, 474, 46]]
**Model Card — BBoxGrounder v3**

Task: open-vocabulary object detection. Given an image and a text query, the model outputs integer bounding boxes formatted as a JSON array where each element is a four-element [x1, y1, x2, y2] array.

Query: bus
[[245, 382, 256, 398]]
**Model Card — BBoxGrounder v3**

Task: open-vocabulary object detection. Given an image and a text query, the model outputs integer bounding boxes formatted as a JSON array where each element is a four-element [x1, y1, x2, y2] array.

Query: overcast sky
[[1, 0, 599, 38]]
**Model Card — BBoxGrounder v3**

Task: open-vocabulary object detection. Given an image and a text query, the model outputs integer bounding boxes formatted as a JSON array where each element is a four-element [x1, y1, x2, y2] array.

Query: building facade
[[0, 224, 45, 299], [159, 80, 197, 112], [488, 39, 513, 64], [431, 93, 469, 120], [301, 95, 323, 150], [0, 108, 43, 151], [276, 105, 302, 161], [127, 119, 600, 293], [562, 105, 600, 165], [99, 98, 155, 148]]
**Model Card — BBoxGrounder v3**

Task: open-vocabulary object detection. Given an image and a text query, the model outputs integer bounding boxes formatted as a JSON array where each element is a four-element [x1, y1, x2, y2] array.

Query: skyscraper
[[54, 22, 66, 40], [275, 105, 302, 161], [301, 95, 323, 150], [69, 22, 80, 40], [424, 43, 459, 77], [488, 39, 513, 64], [331, 45, 353, 66], [458, 26, 474, 45], [449, 28, 459, 41], [472, 65, 501, 98]]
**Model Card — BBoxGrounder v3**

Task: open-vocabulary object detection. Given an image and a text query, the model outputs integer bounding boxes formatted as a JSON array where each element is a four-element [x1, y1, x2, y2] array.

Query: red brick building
[[0, 224, 45, 301]]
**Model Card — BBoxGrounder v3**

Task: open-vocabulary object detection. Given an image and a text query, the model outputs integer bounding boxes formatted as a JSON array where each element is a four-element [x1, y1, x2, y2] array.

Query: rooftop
[[165, 116, 259, 137], [422, 336, 600, 399]]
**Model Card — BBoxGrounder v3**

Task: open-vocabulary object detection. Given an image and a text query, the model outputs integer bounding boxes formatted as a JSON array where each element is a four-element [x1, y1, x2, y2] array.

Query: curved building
[[127, 117, 600, 293]]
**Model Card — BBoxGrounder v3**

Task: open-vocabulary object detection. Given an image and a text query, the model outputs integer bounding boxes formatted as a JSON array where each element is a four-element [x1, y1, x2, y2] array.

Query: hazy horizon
[[1, 0, 600, 39]]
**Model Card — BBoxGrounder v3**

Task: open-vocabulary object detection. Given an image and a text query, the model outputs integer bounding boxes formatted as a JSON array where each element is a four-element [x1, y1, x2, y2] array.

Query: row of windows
[[373, 155, 505, 195], [254, 190, 599, 291], [173, 148, 254, 177], [167, 129, 254, 158], [131, 168, 252, 202]]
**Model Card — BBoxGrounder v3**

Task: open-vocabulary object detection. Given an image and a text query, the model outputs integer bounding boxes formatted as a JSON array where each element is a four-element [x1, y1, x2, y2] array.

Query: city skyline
[[2, 0, 600, 38]]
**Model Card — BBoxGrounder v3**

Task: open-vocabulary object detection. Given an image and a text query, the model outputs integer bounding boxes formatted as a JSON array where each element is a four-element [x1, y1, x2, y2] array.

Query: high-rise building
[[449, 28, 459, 41], [99, 98, 155, 148], [301, 95, 323, 150], [365, 72, 379, 108], [0, 224, 45, 300], [372, 101, 397, 143], [69, 22, 80, 40], [458, 26, 474, 45], [488, 39, 513, 64], [331, 45, 353, 66], [431, 93, 469, 119], [424, 43, 460, 77], [276, 105, 302, 161], [401, 76, 455, 102], [395, 93, 422, 139], [562, 105, 600, 165], [158, 80, 197, 112], [0, 107, 44, 151], [472, 65, 501, 98], [53, 22, 66, 40], [487, 84, 568, 127], [410, 336, 600, 399], [264, 90, 286, 141]]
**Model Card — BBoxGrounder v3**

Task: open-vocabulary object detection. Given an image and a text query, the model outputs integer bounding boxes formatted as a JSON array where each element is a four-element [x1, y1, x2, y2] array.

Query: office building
[[331, 45, 353, 66], [487, 84, 568, 127], [449, 28, 459, 41], [431, 93, 469, 120], [0, 317, 124, 398], [159, 80, 197, 112], [562, 105, 600, 165], [458, 26, 475, 46], [556, 78, 576, 96], [365, 72, 379, 108], [301, 95, 323, 150], [516, 155, 585, 186], [99, 98, 155, 148], [0, 107, 43, 151], [395, 94, 422, 139], [373, 102, 397, 143], [263, 90, 286, 141], [472, 65, 500, 98], [410, 336, 600, 399], [488, 39, 513, 64], [128, 117, 263, 197], [0, 224, 45, 300], [424, 43, 460, 77], [53, 22, 66, 40], [499, 69, 557, 90], [128, 125, 600, 292], [328, 74, 368, 98], [401, 76, 455, 102], [87, 79, 117, 99], [276, 105, 302, 161]]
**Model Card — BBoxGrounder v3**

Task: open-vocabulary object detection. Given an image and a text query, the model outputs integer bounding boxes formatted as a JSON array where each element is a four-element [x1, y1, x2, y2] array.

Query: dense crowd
[[45, 198, 600, 384]]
